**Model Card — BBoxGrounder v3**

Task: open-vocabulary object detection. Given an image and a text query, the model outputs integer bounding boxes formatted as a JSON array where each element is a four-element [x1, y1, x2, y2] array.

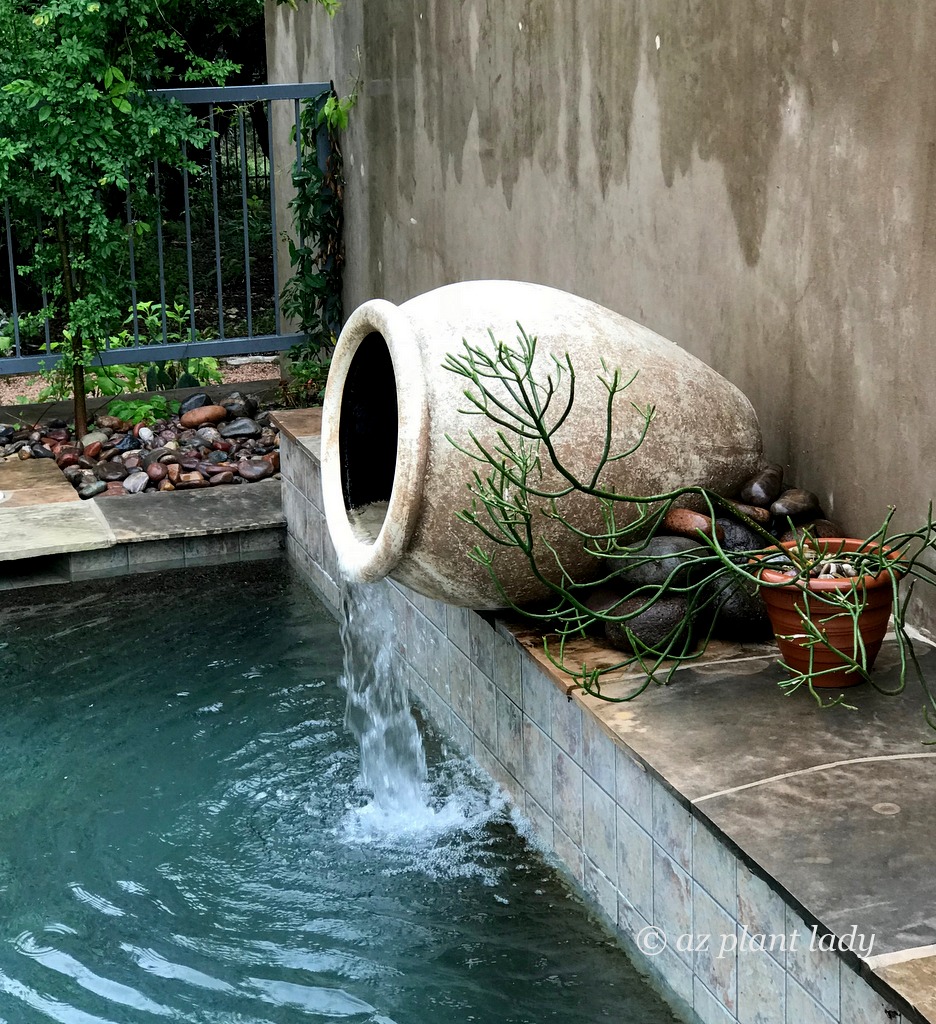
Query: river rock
[[178, 393, 210, 416], [63, 465, 84, 485], [220, 418, 262, 440], [95, 461, 128, 482], [94, 415, 128, 432], [740, 464, 784, 507], [220, 391, 257, 419], [78, 480, 107, 499], [123, 473, 149, 494], [610, 536, 706, 588], [158, 479, 175, 491], [771, 488, 822, 521], [137, 426, 155, 446], [237, 458, 273, 482], [146, 463, 167, 483], [80, 430, 108, 447], [180, 405, 227, 429], [30, 444, 54, 459], [263, 451, 280, 473], [707, 575, 773, 641], [0, 426, 14, 444], [207, 449, 230, 464], [661, 508, 724, 542], [166, 464, 182, 484], [716, 518, 768, 554], [113, 434, 143, 453], [195, 426, 223, 445], [209, 471, 235, 486], [722, 499, 772, 525], [17, 447, 31, 460], [604, 595, 694, 655], [175, 471, 207, 489]]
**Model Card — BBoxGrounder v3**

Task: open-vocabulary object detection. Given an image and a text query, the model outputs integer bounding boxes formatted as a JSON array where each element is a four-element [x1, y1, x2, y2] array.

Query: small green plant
[[106, 394, 179, 425], [281, 356, 330, 407]]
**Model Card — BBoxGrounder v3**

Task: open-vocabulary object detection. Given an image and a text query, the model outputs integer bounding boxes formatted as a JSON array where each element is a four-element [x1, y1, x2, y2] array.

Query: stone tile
[[738, 866, 789, 969], [521, 658, 553, 732], [617, 891, 651, 948], [553, 825, 584, 887], [874, 953, 936, 1024], [446, 604, 471, 655], [99, 479, 282, 542], [694, 817, 738, 915], [321, 520, 340, 584], [653, 945, 695, 1013], [423, 596, 448, 631], [1, 482, 79, 507], [305, 504, 325, 567], [448, 647, 473, 723], [422, 683, 452, 737], [491, 628, 522, 706], [785, 907, 840, 1018], [474, 740, 519, 801], [522, 718, 553, 813], [448, 713, 474, 758], [495, 688, 523, 781], [616, 807, 653, 923], [0, 500, 116, 561], [69, 544, 130, 577], [616, 745, 653, 831], [694, 883, 739, 1015], [785, 975, 836, 1024], [524, 794, 554, 853], [468, 612, 495, 680], [424, 621, 448, 697], [582, 712, 615, 796], [471, 666, 498, 754], [126, 538, 186, 568], [270, 407, 322, 443], [652, 779, 692, 873], [583, 857, 618, 926], [582, 775, 617, 882], [738, 947, 784, 1024], [405, 602, 430, 683], [239, 527, 286, 553], [552, 747, 583, 847], [551, 685, 583, 763], [694, 977, 738, 1024], [839, 965, 901, 1024], [653, 845, 692, 966], [183, 533, 241, 563]]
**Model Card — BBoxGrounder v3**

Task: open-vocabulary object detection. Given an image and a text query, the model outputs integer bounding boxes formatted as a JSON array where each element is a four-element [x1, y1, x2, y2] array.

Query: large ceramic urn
[[321, 280, 763, 609]]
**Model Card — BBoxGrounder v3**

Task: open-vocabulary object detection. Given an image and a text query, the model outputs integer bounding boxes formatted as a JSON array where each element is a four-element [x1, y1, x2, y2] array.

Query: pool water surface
[[0, 560, 680, 1024]]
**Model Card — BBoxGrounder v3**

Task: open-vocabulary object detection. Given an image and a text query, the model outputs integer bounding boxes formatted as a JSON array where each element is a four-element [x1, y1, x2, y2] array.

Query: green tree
[[0, 0, 336, 435]]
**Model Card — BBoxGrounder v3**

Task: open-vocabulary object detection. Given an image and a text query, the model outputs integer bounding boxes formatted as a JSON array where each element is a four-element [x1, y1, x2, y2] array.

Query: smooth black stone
[[219, 417, 262, 439], [48, 418, 68, 429], [207, 449, 231, 464], [604, 595, 694, 655], [716, 518, 769, 554], [707, 574, 773, 641], [255, 411, 272, 428], [740, 464, 784, 508], [0, 426, 15, 444], [771, 488, 822, 521], [30, 444, 55, 459], [220, 392, 257, 419], [609, 535, 708, 589], [178, 393, 211, 416], [142, 447, 176, 469]]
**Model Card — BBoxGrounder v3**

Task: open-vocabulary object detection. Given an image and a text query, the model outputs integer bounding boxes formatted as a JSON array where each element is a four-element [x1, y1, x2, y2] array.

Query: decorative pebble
[[180, 405, 228, 429], [604, 596, 694, 654], [123, 473, 149, 494], [178, 393, 211, 416], [78, 480, 107, 499], [237, 458, 274, 482], [740, 464, 784, 507], [771, 488, 822, 520], [661, 507, 725, 542], [220, 417, 263, 439]]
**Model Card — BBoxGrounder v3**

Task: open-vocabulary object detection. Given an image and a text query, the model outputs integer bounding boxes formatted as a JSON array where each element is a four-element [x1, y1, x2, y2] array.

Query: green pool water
[[0, 560, 680, 1024]]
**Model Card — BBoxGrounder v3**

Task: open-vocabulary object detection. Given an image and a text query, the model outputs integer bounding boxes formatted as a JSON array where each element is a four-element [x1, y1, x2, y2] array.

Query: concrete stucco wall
[[266, 0, 936, 629]]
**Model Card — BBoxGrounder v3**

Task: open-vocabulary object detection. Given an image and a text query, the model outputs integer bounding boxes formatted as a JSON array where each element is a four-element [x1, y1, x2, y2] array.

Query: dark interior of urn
[[338, 331, 399, 510]]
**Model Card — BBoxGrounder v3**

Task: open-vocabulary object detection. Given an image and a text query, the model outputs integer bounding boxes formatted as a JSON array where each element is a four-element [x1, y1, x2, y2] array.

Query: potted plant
[[443, 325, 936, 727]]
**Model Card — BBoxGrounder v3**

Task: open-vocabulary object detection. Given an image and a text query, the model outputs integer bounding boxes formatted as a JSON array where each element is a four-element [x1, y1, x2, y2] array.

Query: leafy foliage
[[106, 393, 180, 425], [281, 86, 356, 366]]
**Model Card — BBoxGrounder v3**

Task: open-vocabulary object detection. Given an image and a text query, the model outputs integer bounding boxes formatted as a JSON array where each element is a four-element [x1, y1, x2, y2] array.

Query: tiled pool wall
[[281, 431, 913, 1024]]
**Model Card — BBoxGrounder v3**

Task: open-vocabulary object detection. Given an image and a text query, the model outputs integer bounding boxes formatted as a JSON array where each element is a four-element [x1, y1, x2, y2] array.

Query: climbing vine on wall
[[281, 85, 356, 365]]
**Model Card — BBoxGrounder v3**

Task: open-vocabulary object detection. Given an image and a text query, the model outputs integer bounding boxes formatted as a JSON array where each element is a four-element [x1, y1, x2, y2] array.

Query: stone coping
[[285, 420, 936, 1024]]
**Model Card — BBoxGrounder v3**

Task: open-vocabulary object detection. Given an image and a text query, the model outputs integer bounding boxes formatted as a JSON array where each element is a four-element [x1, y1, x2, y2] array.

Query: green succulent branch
[[444, 324, 936, 730]]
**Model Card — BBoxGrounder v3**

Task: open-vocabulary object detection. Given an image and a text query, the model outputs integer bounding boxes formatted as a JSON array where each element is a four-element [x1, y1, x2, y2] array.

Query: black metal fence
[[1, 81, 329, 375]]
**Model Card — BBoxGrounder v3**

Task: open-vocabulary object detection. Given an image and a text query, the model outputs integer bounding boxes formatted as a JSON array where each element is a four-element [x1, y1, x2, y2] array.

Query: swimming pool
[[0, 560, 680, 1023]]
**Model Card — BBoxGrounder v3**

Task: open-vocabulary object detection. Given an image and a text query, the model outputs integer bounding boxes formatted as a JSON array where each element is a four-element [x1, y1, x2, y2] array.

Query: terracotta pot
[[321, 280, 764, 608], [756, 539, 902, 688]]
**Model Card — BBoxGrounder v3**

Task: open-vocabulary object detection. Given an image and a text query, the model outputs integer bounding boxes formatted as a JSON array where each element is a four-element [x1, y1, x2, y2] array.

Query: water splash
[[339, 583, 428, 819]]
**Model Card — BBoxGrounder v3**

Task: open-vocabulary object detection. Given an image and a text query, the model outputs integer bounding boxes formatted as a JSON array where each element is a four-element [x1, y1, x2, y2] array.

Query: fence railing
[[0, 81, 330, 375]]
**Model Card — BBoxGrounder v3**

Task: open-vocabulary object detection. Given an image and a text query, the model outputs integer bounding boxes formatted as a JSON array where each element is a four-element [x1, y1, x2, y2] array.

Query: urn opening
[[338, 331, 398, 543], [321, 298, 429, 585]]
